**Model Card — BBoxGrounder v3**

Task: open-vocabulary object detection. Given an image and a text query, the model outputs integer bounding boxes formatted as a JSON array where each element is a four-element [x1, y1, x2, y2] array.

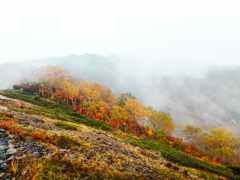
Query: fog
[[1, 1, 240, 134], [0, 54, 239, 135], [1, 0, 240, 65]]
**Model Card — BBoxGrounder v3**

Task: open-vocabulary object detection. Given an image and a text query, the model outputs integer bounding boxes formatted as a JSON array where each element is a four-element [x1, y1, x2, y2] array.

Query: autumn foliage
[[10, 66, 240, 165], [13, 66, 175, 140], [32, 132, 47, 141]]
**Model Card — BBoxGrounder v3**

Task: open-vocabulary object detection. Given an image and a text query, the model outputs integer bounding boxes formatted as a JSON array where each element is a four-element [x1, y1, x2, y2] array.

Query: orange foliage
[[10, 127, 23, 134], [147, 129, 154, 137], [19, 73, 175, 141], [32, 132, 47, 141], [0, 123, 10, 129]]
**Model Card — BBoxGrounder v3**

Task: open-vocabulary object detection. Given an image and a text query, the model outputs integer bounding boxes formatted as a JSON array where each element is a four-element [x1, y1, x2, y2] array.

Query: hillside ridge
[[0, 92, 239, 179]]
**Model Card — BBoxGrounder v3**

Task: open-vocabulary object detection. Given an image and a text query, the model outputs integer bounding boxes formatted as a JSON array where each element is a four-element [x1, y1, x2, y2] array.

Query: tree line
[[13, 66, 240, 165]]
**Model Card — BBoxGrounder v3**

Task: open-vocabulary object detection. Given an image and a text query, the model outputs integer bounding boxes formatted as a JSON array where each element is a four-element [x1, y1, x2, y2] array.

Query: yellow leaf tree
[[204, 127, 238, 163]]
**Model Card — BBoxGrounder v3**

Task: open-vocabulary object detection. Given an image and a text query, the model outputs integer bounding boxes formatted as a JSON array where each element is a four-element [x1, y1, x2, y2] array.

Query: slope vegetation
[[0, 91, 239, 179]]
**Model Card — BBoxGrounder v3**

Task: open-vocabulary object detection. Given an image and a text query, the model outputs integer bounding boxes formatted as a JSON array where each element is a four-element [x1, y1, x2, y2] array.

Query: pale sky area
[[0, 0, 240, 70]]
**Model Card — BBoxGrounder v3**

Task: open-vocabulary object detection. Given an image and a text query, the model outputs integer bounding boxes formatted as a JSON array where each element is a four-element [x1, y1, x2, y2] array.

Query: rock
[[8, 140, 13, 144], [33, 152, 40, 158], [32, 117, 44, 123], [7, 144, 14, 149], [0, 145, 6, 150], [6, 156, 15, 162], [14, 143, 20, 148], [7, 149, 17, 155], [17, 119, 30, 125], [47, 153, 52, 158], [0, 173, 5, 178], [23, 122, 30, 126], [0, 129, 5, 134], [1, 153, 7, 160], [60, 149, 67, 152], [0, 163, 8, 171], [21, 171, 27, 175], [68, 154, 75, 159], [8, 135, 15, 139]]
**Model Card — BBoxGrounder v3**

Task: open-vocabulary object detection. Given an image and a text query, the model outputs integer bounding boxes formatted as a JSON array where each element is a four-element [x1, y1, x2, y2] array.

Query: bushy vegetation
[[52, 134, 81, 148], [0, 91, 240, 179], [227, 165, 240, 175], [55, 121, 78, 130], [124, 136, 240, 179], [0, 90, 111, 131], [0, 111, 14, 120], [32, 132, 47, 141], [1, 67, 240, 179]]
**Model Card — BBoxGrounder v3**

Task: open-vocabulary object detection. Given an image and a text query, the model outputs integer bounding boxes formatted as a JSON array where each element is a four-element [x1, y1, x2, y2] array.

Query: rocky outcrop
[[0, 130, 49, 179]]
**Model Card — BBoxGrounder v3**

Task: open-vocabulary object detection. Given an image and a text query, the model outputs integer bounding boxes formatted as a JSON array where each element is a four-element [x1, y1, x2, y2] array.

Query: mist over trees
[[0, 54, 240, 135], [5, 65, 239, 164]]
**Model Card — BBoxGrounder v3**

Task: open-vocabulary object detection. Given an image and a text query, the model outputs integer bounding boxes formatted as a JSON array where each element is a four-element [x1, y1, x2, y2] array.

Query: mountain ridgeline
[[1, 65, 239, 165], [0, 54, 240, 135], [0, 63, 240, 179]]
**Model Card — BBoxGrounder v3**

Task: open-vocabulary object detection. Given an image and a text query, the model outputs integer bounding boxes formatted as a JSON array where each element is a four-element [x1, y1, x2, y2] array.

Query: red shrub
[[189, 144, 199, 151], [0, 123, 10, 130], [110, 121, 119, 128], [130, 130, 143, 137], [32, 132, 47, 140], [210, 159, 219, 164], [10, 127, 23, 134], [167, 136, 176, 141]]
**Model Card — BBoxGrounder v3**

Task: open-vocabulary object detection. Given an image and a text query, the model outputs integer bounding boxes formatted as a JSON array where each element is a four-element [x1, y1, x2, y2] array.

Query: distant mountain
[[1, 54, 240, 135], [148, 69, 240, 135], [22, 54, 131, 95]]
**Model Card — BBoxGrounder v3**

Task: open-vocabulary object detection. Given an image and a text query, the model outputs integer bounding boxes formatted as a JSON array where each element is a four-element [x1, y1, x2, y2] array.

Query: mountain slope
[[23, 55, 240, 135], [0, 91, 239, 179], [1, 54, 240, 135]]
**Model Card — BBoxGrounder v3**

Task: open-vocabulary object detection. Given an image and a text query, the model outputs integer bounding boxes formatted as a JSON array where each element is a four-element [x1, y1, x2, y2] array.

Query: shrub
[[0, 123, 10, 129], [54, 121, 78, 130], [227, 165, 240, 175], [53, 135, 80, 148], [10, 127, 23, 134], [32, 132, 47, 141], [124, 137, 240, 179], [0, 90, 111, 131]]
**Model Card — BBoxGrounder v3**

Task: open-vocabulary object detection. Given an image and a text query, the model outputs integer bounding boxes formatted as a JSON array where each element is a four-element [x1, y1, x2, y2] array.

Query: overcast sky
[[1, 0, 240, 70]]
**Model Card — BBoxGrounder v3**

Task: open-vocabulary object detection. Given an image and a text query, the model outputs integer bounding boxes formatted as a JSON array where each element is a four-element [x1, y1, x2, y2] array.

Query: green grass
[[123, 135, 240, 179], [0, 116, 13, 120], [54, 121, 78, 130]]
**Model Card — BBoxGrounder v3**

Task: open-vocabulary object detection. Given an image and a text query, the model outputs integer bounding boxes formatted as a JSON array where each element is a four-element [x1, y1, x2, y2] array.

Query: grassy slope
[[1, 90, 240, 180]]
